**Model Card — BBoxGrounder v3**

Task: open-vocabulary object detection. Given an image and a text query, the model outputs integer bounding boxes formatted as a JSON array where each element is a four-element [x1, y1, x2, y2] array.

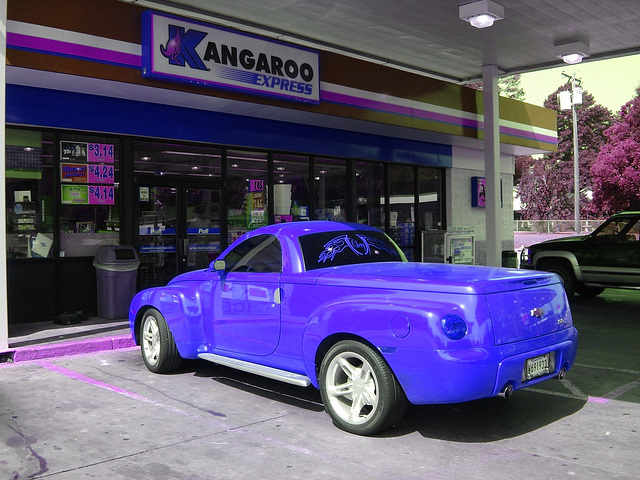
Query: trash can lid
[[94, 245, 140, 269]]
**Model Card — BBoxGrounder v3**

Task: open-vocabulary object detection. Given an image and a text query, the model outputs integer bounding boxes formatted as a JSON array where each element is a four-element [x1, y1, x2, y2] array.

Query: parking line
[[37, 360, 158, 405], [575, 363, 639, 375], [589, 379, 640, 404]]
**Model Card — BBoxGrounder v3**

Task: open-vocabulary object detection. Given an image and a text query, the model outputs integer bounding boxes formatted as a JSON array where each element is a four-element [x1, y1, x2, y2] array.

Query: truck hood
[[534, 234, 589, 246]]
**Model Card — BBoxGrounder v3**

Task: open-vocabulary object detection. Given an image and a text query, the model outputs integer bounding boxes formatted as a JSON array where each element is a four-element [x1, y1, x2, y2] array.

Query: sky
[[519, 54, 640, 112]]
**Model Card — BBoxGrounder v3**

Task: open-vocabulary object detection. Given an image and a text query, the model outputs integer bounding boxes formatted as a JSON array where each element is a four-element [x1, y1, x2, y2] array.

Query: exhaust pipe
[[557, 367, 567, 380], [499, 384, 514, 399]]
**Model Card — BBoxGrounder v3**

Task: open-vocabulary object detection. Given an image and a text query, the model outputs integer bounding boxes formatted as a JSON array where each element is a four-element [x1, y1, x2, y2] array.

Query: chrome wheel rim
[[325, 352, 379, 425], [141, 314, 160, 367]]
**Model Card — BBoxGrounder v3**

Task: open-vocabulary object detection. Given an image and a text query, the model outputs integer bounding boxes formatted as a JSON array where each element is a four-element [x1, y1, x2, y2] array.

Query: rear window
[[299, 230, 403, 271]]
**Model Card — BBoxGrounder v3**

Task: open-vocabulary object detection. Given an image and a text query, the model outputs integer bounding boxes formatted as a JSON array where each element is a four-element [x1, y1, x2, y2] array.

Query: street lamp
[[558, 74, 583, 233]]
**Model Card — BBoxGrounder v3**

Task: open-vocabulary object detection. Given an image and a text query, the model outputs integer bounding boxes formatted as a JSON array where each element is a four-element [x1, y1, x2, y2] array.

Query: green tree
[[466, 74, 525, 100], [516, 81, 613, 219]]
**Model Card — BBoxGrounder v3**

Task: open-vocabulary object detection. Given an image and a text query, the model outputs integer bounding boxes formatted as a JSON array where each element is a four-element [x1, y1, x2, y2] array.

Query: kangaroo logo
[[160, 27, 181, 62], [159, 24, 208, 71]]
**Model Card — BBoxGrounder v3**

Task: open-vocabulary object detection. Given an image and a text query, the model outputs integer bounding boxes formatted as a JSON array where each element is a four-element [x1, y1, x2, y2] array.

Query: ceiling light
[[554, 41, 590, 65], [459, 0, 504, 29]]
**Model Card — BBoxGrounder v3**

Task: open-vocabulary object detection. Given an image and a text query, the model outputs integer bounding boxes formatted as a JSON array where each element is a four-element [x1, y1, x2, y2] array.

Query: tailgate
[[487, 282, 572, 345]]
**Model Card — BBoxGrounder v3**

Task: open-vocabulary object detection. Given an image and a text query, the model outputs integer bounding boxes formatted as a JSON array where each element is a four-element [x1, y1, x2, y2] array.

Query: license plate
[[525, 353, 550, 380]]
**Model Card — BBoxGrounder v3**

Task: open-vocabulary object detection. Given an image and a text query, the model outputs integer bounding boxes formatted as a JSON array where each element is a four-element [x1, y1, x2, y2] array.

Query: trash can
[[502, 250, 518, 269], [93, 245, 140, 319]]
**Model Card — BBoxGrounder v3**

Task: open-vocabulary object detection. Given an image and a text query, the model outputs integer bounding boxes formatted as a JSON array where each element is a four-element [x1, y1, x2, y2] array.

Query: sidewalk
[[1, 316, 135, 363]]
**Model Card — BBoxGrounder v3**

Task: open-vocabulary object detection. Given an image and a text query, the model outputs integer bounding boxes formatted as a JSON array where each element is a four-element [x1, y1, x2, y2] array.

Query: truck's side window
[[224, 235, 282, 273]]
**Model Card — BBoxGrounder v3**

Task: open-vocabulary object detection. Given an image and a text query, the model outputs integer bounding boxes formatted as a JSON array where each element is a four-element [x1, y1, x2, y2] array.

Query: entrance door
[[137, 181, 222, 289]]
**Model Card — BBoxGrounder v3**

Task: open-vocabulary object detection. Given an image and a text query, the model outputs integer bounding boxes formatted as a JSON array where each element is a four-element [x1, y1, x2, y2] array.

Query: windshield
[[299, 230, 404, 271]]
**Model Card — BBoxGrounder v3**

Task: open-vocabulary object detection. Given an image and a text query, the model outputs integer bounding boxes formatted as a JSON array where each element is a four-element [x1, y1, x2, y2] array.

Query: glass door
[[137, 181, 221, 289], [184, 186, 221, 270]]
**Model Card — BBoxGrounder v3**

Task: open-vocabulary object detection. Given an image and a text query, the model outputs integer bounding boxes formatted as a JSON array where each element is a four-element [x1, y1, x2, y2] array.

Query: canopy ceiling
[[124, 0, 640, 83]]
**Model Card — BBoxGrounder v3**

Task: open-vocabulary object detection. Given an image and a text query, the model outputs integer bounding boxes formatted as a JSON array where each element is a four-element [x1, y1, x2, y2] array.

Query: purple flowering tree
[[590, 87, 640, 214]]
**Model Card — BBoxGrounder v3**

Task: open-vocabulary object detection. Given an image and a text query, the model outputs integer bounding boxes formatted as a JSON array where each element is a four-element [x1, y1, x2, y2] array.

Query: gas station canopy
[[123, 0, 640, 83]]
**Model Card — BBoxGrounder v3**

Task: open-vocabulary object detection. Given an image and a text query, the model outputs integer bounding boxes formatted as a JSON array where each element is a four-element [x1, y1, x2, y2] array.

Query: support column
[[483, 64, 501, 267], [1, 0, 8, 350]]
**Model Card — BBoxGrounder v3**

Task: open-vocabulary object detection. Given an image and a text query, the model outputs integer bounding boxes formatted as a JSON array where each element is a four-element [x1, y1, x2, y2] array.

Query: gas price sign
[[61, 185, 115, 205], [87, 143, 115, 163], [88, 164, 115, 184]]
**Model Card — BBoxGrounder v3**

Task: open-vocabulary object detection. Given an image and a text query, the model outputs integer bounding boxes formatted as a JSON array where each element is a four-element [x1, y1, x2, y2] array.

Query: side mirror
[[213, 259, 226, 272]]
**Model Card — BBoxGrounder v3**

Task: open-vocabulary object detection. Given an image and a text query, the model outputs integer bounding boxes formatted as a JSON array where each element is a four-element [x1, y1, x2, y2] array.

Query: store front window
[[418, 167, 443, 230], [355, 161, 385, 228], [227, 150, 268, 243], [388, 164, 415, 261], [6, 129, 54, 259], [273, 154, 310, 222], [133, 141, 223, 288], [59, 135, 120, 257], [314, 158, 347, 222], [133, 141, 222, 178]]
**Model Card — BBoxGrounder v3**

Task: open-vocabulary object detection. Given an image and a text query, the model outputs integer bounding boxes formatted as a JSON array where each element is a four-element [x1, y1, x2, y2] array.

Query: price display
[[87, 143, 115, 163], [88, 164, 115, 184], [89, 186, 115, 205]]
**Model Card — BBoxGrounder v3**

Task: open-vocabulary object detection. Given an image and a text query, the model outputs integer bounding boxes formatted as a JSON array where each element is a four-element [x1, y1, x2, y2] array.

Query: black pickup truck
[[520, 212, 640, 297]]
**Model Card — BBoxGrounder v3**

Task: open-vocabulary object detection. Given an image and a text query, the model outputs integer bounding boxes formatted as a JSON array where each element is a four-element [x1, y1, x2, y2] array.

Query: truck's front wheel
[[544, 263, 576, 298]]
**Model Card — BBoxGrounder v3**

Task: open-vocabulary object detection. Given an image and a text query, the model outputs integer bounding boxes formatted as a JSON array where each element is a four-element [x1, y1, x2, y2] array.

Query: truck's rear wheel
[[319, 340, 408, 435]]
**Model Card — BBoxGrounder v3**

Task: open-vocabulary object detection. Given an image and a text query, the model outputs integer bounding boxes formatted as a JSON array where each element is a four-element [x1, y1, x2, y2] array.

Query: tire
[[544, 263, 576, 298], [319, 340, 408, 435], [140, 308, 182, 373], [576, 285, 605, 297]]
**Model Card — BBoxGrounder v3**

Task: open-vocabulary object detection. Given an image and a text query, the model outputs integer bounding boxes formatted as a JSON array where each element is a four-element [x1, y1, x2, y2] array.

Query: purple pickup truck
[[130, 221, 578, 435]]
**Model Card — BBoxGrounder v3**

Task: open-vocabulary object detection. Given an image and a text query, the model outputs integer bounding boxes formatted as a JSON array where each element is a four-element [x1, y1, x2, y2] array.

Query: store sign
[[140, 244, 177, 253], [61, 185, 115, 205], [471, 176, 486, 208], [61, 142, 115, 163], [142, 10, 320, 104], [60, 141, 116, 205], [60, 164, 115, 184]]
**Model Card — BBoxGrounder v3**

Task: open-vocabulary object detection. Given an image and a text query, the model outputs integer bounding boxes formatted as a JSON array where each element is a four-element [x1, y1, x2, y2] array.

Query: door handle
[[274, 288, 283, 305], [179, 238, 189, 257]]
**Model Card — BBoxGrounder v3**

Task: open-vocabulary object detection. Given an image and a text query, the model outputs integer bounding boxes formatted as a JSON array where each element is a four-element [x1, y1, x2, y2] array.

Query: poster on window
[[471, 176, 486, 207], [61, 163, 88, 183]]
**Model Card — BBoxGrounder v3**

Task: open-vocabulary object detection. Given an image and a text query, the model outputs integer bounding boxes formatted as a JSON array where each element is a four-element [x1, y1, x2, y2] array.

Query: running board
[[198, 353, 311, 387]]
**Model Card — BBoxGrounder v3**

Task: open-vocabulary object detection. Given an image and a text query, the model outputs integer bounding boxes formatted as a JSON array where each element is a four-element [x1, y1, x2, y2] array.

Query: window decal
[[318, 234, 398, 263]]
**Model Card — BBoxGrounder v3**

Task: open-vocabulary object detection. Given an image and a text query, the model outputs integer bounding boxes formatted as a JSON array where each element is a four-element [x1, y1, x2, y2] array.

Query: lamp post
[[559, 73, 582, 233]]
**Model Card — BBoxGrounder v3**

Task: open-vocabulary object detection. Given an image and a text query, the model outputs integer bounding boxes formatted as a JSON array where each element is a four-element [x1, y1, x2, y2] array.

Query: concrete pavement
[[1, 290, 639, 479]]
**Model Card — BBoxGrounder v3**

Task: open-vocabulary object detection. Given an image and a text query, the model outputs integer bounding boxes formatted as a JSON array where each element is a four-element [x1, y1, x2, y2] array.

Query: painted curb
[[1, 335, 137, 363]]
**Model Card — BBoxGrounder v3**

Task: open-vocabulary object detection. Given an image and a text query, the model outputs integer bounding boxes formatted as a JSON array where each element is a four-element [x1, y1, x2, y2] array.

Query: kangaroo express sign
[[142, 11, 320, 104]]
